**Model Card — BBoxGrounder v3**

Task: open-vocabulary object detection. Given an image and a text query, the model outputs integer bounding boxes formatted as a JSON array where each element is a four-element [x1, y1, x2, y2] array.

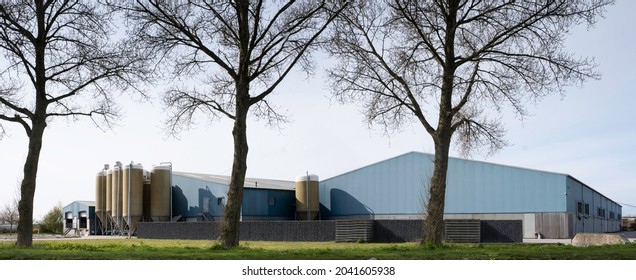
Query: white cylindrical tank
[[295, 174, 319, 220], [150, 163, 172, 222], [123, 162, 144, 233]]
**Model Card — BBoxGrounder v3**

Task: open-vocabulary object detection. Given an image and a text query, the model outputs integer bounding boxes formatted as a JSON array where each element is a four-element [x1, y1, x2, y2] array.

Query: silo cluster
[[95, 162, 172, 236]]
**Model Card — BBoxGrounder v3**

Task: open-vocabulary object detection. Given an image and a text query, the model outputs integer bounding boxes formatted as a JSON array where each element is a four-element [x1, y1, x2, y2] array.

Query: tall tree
[[118, 0, 347, 247], [327, 0, 612, 244], [0, 0, 144, 246]]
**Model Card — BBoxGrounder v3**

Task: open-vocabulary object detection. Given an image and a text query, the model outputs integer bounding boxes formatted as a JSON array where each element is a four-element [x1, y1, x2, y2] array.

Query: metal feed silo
[[150, 163, 172, 222], [95, 169, 106, 228], [295, 174, 319, 220], [112, 162, 124, 230], [122, 162, 144, 234], [105, 169, 113, 224]]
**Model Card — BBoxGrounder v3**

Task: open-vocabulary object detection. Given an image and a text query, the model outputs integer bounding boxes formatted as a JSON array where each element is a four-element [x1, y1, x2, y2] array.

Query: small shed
[[62, 200, 98, 236]]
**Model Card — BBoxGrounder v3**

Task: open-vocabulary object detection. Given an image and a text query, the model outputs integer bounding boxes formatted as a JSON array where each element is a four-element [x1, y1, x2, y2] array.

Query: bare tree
[[117, 0, 347, 247], [327, 0, 612, 245], [0, 0, 145, 247], [0, 190, 19, 232]]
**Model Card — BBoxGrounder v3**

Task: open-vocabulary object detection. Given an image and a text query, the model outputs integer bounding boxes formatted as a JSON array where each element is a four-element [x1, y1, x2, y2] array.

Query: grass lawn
[[1, 237, 636, 260]]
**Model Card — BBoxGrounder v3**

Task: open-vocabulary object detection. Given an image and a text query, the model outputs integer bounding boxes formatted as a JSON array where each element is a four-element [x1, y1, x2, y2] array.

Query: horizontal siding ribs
[[444, 220, 481, 243], [335, 220, 374, 242]]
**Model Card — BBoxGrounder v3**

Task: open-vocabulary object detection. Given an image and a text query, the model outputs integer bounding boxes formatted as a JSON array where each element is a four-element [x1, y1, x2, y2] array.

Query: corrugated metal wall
[[172, 174, 228, 219], [320, 152, 429, 218], [242, 188, 295, 220], [321, 152, 569, 217], [566, 177, 622, 235], [62, 201, 95, 234], [62, 201, 95, 222], [171, 174, 295, 220], [445, 157, 567, 213]]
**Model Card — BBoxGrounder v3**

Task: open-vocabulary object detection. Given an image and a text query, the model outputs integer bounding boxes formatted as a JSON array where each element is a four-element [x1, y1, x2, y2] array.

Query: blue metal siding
[[171, 175, 228, 218], [172, 174, 295, 219], [321, 152, 429, 217], [445, 157, 566, 214], [63, 201, 93, 217], [322, 152, 570, 217], [242, 189, 295, 218], [567, 177, 622, 233]]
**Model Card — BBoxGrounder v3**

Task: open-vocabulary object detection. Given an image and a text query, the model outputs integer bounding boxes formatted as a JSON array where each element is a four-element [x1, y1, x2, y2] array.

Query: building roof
[[322, 151, 567, 181], [65, 200, 95, 207], [172, 171, 295, 191]]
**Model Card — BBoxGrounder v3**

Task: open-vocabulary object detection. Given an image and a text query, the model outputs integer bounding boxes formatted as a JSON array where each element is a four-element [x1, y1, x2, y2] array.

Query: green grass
[[1, 238, 636, 260]]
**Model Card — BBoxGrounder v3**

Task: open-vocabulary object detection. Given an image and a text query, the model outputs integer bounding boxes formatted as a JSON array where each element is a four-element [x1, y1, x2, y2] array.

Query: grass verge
[[1, 238, 635, 260]]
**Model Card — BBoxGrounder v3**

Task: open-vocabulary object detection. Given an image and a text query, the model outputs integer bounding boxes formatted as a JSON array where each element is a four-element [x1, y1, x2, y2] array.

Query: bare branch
[[328, 0, 610, 156], [120, 0, 347, 132], [249, 1, 349, 105]]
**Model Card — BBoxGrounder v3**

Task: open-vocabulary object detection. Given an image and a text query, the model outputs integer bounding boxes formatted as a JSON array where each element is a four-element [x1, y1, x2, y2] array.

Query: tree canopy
[[117, 0, 347, 247], [0, 0, 145, 246], [327, 0, 612, 244]]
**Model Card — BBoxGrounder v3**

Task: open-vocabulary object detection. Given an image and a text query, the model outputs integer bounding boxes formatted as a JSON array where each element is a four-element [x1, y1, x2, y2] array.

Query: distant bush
[[39, 203, 63, 234]]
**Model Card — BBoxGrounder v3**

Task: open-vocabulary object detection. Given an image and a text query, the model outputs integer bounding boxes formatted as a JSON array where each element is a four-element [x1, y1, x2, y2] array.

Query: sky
[[1, 2, 635, 220]]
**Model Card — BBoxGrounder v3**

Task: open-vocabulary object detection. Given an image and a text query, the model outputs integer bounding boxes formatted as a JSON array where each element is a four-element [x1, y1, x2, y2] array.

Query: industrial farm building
[[62, 200, 97, 236], [320, 152, 622, 239], [64, 152, 622, 241], [171, 172, 299, 222]]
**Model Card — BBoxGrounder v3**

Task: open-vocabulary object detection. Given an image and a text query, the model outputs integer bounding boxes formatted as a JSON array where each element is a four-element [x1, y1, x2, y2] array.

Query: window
[[610, 211, 615, 220], [217, 197, 225, 206], [584, 204, 590, 215], [577, 202, 583, 214], [598, 208, 606, 219], [268, 196, 276, 206]]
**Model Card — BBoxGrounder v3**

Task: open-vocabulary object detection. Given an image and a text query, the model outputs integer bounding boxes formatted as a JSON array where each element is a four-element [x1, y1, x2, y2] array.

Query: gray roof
[[67, 200, 95, 207], [172, 171, 295, 191]]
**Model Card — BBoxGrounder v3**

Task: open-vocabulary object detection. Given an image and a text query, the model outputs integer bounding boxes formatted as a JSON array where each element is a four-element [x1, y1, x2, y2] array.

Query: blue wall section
[[63, 201, 94, 218], [167, 151, 621, 234], [445, 157, 567, 213], [242, 188, 295, 219], [172, 174, 295, 220], [321, 152, 573, 217], [566, 177, 622, 233], [172, 175, 228, 219], [320, 152, 430, 217]]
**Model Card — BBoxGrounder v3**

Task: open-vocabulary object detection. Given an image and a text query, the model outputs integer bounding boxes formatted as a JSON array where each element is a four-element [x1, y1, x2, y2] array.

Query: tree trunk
[[423, 133, 452, 245], [423, 0, 459, 246], [16, 0, 49, 247], [219, 0, 251, 248], [219, 103, 249, 248], [219, 62, 251, 247], [16, 119, 46, 247]]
